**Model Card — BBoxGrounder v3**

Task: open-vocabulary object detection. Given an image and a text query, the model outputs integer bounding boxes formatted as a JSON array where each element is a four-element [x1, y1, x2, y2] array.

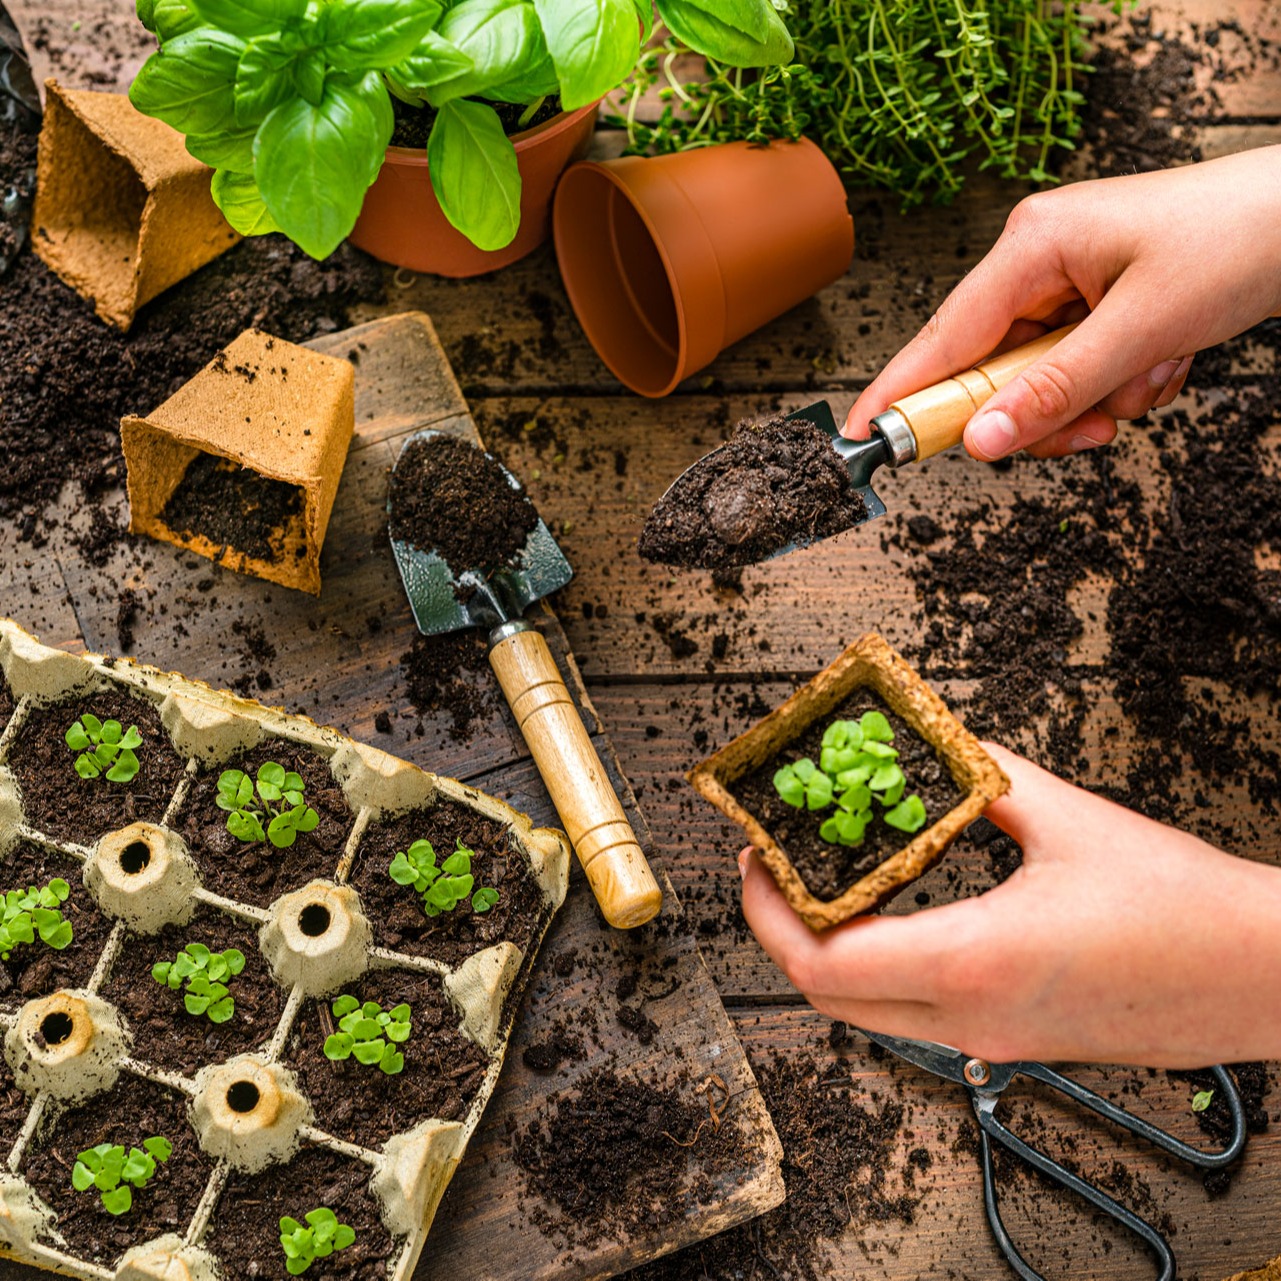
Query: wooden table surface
[[6, 0, 1281, 1277]]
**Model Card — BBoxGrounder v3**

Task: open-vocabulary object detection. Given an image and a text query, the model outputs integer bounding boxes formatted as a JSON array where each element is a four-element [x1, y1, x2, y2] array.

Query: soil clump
[[390, 94, 563, 148]]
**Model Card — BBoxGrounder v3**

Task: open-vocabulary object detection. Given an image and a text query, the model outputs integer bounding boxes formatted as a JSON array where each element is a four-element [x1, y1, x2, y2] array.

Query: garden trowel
[[389, 429, 663, 930], [645, 324, 1074, 567]]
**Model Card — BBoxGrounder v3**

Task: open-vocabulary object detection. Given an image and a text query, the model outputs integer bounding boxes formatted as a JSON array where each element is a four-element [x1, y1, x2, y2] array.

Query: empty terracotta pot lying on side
[[553, 138, 854, 397]]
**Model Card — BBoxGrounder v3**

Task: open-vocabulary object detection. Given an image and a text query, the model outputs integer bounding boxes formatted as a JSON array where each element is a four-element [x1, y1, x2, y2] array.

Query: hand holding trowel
[[640, 325, 1075, 568], [391, 430, 663, 930]]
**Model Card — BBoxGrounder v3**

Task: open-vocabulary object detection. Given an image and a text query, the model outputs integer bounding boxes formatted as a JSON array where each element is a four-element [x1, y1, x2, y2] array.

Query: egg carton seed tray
[[0, 619, 571, 1281]]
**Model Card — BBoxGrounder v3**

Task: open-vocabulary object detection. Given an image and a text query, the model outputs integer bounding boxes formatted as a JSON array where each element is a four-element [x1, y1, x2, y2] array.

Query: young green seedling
[[0, 878, 73, 960], [71, 1136, 172, 1216], [65, 714, 142, 783], [279, 1207, 356, 1276], [388, 839, 499, 917], [152, 943, 245, 1024], [772, 759, 833, 811], [217, 762, 320, 849], [323, 994, 411, 1075], [1191, 1089, 1215, 1114]]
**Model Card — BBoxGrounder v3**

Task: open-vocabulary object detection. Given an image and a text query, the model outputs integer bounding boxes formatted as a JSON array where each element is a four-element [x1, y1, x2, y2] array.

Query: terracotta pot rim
[[380, 98, 601, 166]]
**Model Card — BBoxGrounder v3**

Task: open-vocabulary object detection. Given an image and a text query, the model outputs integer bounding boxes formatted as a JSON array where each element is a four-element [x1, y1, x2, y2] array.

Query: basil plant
[[129, 0, 794, 260]]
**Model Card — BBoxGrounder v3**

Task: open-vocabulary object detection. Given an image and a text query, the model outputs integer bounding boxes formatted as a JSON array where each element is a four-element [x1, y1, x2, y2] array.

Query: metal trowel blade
[[389, 429, 574, 636]]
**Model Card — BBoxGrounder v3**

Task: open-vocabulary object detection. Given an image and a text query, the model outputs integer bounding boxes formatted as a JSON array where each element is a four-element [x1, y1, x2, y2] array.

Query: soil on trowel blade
[[389, 434, 539, 579], [639, 416, 866, 570]]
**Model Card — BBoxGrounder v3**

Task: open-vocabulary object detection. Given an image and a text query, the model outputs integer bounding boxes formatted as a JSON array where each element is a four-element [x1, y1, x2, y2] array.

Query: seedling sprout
[[0, 878, 73, 959], [71, 1136, 172, 1215], [152, 942, 246, 1023], [388, 839, 500, 917], [323, 994, 411, 1075], [217, 763, 320, 849], [65, 714, 142, 783], [279, 1208, 356, 1275]]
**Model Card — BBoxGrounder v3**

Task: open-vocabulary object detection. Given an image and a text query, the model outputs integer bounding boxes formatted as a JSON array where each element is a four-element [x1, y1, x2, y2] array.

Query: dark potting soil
[[160, 451, 304, 565], [513, 1063, 751, 1251], [0, 123, 35, 275], [0, 1050, 31, 1149], [0, 673, 15, 736], [389, 433, 539, 580], [99, 906, 286, 1074], [206, 1144, 397, 1281], [283, 967, 488, 1147], [349, 797, 546, 969], [22, 1074, 214, 1266], [0, 842, 112, 1009], [172, 742, 355, 910], [7, 690, 186, 845], [731, 697, 963, 902], [399, 630, 500, 742], [638, 416, 866, 570], [390, 94, 564, 148], [1172, 1061, 1271, 1195]]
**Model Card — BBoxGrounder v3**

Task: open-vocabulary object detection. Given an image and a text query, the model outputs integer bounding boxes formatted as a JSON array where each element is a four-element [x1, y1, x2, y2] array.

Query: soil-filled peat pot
[[0, 618, 570, 1281], [689, 633, 1009, 930]]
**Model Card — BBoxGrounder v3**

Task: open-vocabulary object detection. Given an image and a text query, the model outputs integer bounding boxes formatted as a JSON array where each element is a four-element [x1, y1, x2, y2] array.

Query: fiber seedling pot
[[553, 138, 854, 398], [0, 618, 571, 1280], [121, 328, 355, 595], [348, 101, 599, 277], [31, 81, 239, 331], [689, 633, 1008, 930]]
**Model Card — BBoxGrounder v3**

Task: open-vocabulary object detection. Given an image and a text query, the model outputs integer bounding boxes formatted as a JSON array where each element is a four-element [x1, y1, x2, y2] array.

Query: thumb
[[962, 289, 1177, 460], [978, 743, 1094, 850]]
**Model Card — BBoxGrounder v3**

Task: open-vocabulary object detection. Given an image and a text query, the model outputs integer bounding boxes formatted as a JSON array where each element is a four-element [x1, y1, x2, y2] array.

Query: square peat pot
[[121, 328, 355, 595], [689, 633, 1009, 931]]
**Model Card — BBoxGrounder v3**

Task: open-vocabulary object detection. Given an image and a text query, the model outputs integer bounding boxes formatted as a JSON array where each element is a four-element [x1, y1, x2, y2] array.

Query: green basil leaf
[[630, 0, 653, 41], [386, 31, 474, 102], [255, 80, 383, 259], [152, 0, 203, 41], [430, 0, 556, 107], [211, 169, 281, 235], [235, 33, 305, 125], [532, 0, 637, 110], [323, 0, 444, 72], [656, 0, 792, 67], [137, 0, 158, 33], [130, 29, 246, 135], [188, 0, 306, 35], [427, 100, 521, 251]]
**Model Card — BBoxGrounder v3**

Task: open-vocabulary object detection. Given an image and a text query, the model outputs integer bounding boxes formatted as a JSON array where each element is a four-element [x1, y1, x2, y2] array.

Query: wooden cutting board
[[0, 311, 784, 1280]]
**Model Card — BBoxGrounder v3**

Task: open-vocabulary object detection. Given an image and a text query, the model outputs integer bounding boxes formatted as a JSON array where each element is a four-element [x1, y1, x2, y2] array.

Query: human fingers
[[1021, 409, 1118, 459], [1096, 355, 1195, 421], [1153, 354, 1194, 407]]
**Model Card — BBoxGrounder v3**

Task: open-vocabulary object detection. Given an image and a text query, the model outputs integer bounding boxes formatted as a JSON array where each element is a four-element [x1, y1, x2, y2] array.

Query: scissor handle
[[1018, 1062, 1247, 1169], [972, 1094, 1175, 1281]]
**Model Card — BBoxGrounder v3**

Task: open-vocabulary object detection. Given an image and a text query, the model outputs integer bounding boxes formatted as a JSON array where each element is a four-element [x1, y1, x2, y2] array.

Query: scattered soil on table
[[173, 742, 355, 910], [207, 1144, 397, 1281], [390, 94, 563, 148], [284, 968, 488, 1147], [160, 452, 304, 565], [0, 842, 112, 1009], [513, 1061, 751, 1251], [639, 416, 865, 570], [1173, 1061, 1272, 1195], [389, 434, 539, 579], [399, 630, 500, 741], [99, 906, 286, 1073], [7, 689, 186, 844], [22, 1074, 214, 1267], [349, 797, 546, 969], [732, 698, 963, 902]]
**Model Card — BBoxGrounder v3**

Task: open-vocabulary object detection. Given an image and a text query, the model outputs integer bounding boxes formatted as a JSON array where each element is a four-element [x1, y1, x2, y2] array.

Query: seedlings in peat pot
[[388, 839, 500, 918], [64, 714, 142, 783], [322, 994, 411, 1076], [774, 713, 930, 849], [279, 1207, 356, 1275], [152, 943, 246, 1024], [70, 1136, 172, 1216], [217, 763, 320, 849], [0, 878, 73, 959]]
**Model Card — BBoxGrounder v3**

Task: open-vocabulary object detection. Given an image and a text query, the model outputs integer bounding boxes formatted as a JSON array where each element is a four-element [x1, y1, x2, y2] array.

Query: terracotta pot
[[348, 101, 599, 277], [552, 138, 854, 398]]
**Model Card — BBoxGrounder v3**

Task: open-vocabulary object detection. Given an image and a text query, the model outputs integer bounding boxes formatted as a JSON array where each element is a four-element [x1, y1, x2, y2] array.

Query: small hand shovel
[[649, 325, 1073, 565], [390, 430, 663, 930]]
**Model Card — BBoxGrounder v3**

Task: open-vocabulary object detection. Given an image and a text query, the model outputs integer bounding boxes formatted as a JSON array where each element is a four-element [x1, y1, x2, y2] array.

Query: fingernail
[[1069, 434, 1106, 452], [738, 848, 751, 881], [968, 410, 1018, 460], [1147, 359, 1181, 389]]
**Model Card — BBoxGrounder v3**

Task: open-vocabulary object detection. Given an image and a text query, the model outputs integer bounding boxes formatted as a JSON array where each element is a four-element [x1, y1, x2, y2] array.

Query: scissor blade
[[860, 1029, 971, 1084]]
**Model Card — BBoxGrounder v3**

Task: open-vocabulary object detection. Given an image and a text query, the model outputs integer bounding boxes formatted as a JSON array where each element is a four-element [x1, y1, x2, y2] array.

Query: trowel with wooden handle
[[390, 428, 663, 930], [645, 324, 1074, 566]]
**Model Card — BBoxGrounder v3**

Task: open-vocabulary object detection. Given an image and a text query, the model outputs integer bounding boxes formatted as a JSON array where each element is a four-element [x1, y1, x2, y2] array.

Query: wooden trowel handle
[[488, 624, 663, 929], [886, 324, 1076, 461]]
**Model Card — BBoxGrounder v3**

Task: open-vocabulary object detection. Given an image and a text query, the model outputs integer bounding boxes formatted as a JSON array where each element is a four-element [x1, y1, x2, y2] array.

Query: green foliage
[[152, 942, 246, 1023], [0, 879, 73, 961], [773, 711, 931, 848], [613, 0, 1104, 207], [388, 838, 500, 918], [71, 1136, 172, 1216], [129, 0, 792, 257], [280, 1207, 357, 1275], [322, 994, 410, 1074], [65, 714, 143, 783], [216, 763, 320, 849], [1191, 1089, 1215, 1114]]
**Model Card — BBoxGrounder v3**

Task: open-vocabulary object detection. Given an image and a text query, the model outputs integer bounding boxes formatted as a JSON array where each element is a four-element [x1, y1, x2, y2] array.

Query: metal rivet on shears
[[964, 1057, 992, 1087]]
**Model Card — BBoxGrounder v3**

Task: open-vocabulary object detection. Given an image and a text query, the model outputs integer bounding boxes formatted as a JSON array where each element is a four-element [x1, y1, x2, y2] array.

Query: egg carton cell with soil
[[0, 618, 571, 1281]]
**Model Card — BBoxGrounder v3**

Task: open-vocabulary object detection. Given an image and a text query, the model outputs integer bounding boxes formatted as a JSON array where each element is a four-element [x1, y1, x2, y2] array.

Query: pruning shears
[[860, 1029, 1247, 1281]]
